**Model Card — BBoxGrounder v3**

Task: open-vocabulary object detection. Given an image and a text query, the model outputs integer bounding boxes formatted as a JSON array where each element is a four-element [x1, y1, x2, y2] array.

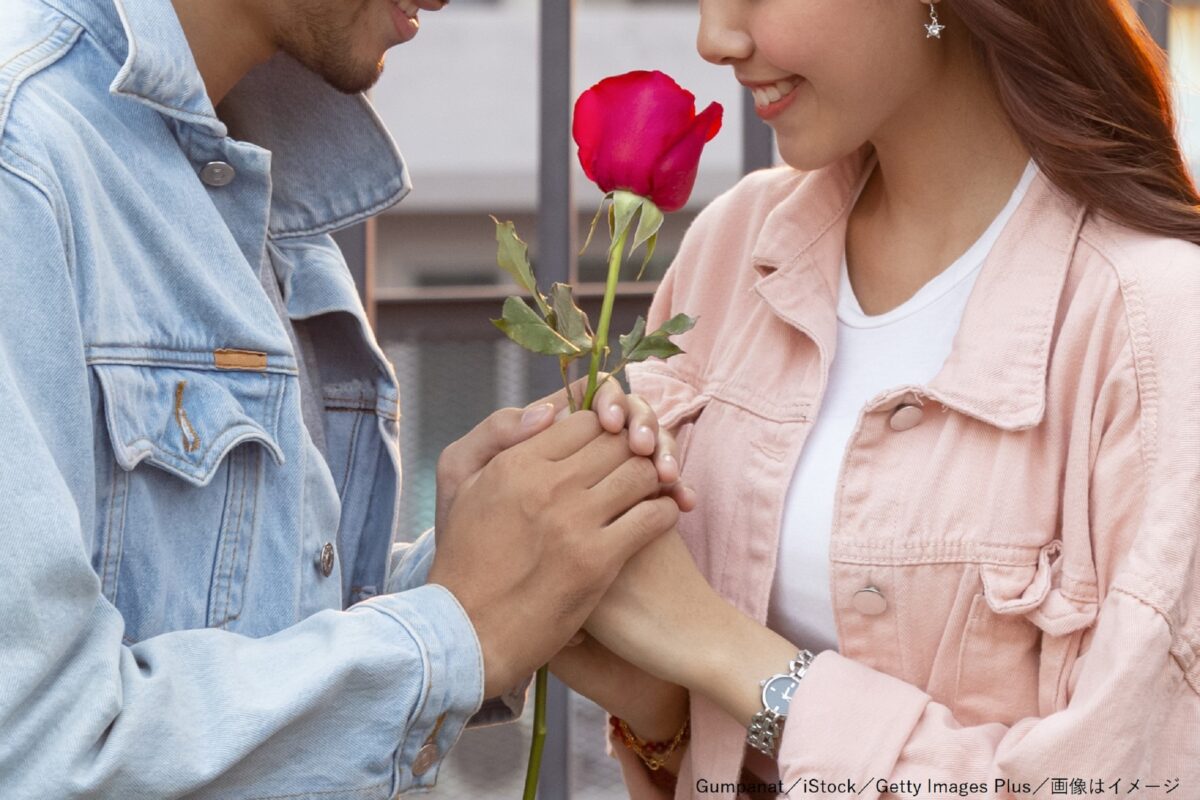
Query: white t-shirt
[[765, 157, 1039, 654]]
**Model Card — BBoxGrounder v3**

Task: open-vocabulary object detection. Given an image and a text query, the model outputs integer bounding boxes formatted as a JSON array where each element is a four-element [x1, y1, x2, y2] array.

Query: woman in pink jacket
[[549, 1, 1200, 798]]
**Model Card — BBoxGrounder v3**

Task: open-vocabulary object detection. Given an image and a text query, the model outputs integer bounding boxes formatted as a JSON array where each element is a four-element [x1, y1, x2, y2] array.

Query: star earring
[[925, 2, 946, 38]]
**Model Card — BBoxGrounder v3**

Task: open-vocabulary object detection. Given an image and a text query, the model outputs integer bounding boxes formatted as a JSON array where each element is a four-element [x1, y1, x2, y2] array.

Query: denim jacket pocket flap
[[94, 363, 286, 488], [979, 540, 1099, 637]]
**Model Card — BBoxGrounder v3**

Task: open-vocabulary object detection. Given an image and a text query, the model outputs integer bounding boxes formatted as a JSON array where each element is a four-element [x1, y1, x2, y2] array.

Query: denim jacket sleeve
[[0, 154, 484, 799], [387, 530, 533, 727]]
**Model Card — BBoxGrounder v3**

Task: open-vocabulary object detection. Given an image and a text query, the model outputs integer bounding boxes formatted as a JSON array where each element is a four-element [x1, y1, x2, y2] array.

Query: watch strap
[[745, 649, 815, 757]]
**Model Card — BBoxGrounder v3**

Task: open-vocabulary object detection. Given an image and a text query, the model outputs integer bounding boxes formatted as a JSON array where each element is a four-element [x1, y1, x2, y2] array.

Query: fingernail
[[661, 453, 677, 470], [609, 403, 623, 425], [637, 425, 653, 447], [521, 403, 554, 427]]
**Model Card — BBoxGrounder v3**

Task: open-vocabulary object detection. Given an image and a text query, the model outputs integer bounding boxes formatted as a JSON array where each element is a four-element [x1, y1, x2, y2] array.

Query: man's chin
[[287, 44, 385, 95], [319, 61, 384, 95]]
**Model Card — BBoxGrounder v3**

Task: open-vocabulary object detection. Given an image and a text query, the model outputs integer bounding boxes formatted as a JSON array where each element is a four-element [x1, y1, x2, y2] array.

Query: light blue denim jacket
[[0, 0, 522, 796]]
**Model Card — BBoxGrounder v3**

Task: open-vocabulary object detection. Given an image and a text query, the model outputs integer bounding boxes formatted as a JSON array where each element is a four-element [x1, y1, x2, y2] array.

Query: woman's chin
[[775, 134, 868, 174]]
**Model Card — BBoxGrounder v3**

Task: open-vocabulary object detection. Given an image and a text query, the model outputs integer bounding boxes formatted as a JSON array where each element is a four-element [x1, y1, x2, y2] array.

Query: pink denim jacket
[[604, 144, 1200, 799]]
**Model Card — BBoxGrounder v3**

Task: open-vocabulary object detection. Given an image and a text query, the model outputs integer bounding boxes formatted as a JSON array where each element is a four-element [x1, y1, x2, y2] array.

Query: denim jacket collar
[[750, 143, 1087, 431], [42, 0, 412, 238]]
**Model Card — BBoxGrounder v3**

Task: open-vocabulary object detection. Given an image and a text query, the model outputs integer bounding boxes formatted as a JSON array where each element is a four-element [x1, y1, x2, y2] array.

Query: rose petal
[[573, 71, 698, 196], [648, 101, 724, 212]]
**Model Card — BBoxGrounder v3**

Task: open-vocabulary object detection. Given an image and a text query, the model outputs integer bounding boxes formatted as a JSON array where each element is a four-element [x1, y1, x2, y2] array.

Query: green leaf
[[490, 215, 550, 316], [618, 313, 698, 363], [549, 283, 594, 354], [658, 313, 698, 336], [625, 335, 684, 361], [491, 296, 581, 356], [634, 232, 657, 281], [611, 190, 642, 248], [618, 316, 647, 360], [630, 199, 663, 262]]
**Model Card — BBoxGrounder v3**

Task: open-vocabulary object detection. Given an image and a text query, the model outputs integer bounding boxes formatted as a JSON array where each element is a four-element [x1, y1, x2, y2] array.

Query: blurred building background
[[338, 1, 1199, 797]]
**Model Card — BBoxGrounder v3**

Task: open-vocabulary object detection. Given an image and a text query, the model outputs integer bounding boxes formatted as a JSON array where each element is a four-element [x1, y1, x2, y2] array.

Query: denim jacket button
[[199, 161, 236, 187], [852, 585, 888, 615], [317, 542, 335, 577], [411, 743, 439, 776], [888, 403, 923, 431]]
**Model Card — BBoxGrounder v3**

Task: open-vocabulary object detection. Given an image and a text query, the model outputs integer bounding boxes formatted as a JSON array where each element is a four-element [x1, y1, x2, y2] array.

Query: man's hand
[[428, 410, 681, 697], [433, 374, 695, 535]]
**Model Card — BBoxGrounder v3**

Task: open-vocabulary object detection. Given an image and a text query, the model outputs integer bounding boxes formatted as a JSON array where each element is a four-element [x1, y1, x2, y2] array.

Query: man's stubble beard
[[277, 0, 384, 95]]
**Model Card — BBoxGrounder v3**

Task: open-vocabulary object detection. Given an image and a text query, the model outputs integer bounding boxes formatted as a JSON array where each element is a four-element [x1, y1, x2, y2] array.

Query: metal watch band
[[746, 649, 815, 757]]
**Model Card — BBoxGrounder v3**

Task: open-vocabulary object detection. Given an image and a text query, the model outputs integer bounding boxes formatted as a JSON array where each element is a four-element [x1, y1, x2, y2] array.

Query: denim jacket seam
[[244, 779, 391, 800], [267, 188, 406, 241], [352, 600, 436, 733], [1, 145, 74, 274], [86, 352, 299, 376], [0, 15, 81, 136]]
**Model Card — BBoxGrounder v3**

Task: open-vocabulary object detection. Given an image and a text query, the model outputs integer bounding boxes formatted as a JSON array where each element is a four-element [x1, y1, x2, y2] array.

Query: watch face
[[762, 676, 799, 715]]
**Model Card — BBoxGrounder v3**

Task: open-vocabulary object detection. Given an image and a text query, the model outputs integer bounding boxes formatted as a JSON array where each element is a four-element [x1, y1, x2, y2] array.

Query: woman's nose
[[695, 0, 754, 66]]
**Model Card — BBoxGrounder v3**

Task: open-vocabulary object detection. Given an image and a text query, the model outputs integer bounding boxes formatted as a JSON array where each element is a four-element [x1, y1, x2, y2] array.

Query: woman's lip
[[390, 2, 420, 42], [754, 81, 801, 121]]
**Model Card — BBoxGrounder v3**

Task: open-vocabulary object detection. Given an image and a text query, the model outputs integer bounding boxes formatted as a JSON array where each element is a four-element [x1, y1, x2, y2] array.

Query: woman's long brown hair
[[951, 0, 1200, 245]]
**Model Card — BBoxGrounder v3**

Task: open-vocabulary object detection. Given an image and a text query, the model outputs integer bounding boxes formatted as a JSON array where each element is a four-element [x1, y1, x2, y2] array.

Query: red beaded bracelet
[[609, 713, 691, 773]]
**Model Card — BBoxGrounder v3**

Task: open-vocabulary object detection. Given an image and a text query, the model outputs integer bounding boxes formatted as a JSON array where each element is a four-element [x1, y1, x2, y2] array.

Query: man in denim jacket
[[0, 0, 686, 796]]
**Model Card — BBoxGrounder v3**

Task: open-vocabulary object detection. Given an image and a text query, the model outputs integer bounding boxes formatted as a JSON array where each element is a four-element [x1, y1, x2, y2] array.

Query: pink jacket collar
[[749, 144, 1089, 431]]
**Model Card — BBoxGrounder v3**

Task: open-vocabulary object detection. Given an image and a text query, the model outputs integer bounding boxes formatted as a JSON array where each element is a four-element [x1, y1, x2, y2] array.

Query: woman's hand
[[583, 528, 801, 728], [434, 372, 695, 535], [549, 632, 690, 772]]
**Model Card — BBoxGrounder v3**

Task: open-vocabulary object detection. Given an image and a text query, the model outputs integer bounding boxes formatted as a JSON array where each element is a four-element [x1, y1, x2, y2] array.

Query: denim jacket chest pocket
[[90, 359, 287, 643]]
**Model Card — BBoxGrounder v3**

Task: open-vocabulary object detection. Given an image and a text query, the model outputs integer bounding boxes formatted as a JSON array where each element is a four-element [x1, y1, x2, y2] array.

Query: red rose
[[573, 70, 723, 213]]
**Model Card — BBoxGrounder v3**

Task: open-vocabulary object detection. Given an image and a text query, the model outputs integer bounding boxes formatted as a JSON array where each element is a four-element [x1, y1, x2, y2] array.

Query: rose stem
[[523, 666, 549, 800], [583, 220, 631, 411], [526, 217, 630, 799]]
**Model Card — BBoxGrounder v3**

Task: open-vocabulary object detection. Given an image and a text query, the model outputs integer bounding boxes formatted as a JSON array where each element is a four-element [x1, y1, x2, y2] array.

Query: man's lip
[[390, 2, 420, 42]]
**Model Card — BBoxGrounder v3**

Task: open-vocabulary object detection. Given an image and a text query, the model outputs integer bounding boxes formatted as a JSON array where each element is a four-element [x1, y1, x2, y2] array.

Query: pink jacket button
[[889, 404, 923, 431], [852, 585, 888, 615]]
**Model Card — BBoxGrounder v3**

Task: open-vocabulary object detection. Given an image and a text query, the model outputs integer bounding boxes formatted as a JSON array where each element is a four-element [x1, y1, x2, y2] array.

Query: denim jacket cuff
[[384, 526, 437, 596], [369, 582, 486, 794]]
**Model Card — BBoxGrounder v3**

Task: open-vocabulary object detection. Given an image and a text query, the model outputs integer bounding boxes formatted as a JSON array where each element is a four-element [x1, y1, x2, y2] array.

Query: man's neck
[[171, 0, 277, 107]]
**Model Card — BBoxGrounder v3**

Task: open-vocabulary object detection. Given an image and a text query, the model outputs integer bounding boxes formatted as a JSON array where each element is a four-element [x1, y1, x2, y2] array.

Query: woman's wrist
[[620, 680, 690, 742], [680, 598, 802, 727]]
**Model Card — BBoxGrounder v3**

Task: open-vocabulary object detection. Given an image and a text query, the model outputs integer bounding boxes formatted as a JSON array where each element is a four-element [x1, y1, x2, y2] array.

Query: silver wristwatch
[[746, 649, 815, 757]]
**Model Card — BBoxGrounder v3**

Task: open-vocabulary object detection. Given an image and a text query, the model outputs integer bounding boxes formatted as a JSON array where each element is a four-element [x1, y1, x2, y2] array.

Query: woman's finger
[[623, 393, 659, 458], [653, 426, 680, 485], [592, 375, 629, 432], [662, 482, 697, 513]]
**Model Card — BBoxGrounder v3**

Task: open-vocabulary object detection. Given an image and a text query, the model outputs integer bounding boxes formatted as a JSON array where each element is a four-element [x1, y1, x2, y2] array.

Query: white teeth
[[752, 77, 801, 108], [393, 0, 419, 20]]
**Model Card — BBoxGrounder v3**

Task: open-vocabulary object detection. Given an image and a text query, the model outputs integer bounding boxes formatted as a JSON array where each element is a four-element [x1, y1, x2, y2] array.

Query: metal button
[[888, 403, 923, 431], [852, 585, 888, 615], [199, 161, 236, 187], [411, 743, 439, 776], [317, 542, 335, 577]]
